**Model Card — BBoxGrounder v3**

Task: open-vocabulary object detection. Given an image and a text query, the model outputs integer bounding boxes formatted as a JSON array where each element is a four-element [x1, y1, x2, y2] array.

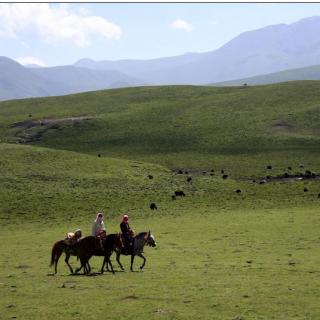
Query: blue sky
[[1, 3, 320, 66]]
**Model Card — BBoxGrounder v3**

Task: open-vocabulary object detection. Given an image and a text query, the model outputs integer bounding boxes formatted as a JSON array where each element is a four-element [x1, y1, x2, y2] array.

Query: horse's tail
[[50, 240, 64, 267]]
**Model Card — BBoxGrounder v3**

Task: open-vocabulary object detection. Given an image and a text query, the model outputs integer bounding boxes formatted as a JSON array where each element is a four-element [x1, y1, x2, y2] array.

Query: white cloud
[[171, 19, 193, 32], [15, 56, 47, 67], [0, 3, 122, 47]]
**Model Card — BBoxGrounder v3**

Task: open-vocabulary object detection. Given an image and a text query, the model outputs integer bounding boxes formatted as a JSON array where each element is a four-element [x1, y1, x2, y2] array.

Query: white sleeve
[[91, 222, 96, 236]]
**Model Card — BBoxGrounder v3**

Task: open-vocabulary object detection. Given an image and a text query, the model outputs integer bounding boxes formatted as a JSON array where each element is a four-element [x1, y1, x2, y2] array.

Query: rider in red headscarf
[[120, 214, 134, 253]]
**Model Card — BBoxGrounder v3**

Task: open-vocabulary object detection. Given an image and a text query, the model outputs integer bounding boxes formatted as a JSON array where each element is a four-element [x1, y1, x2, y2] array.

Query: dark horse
[[102, 231, 157, 272], [74, 234, 122, 275]]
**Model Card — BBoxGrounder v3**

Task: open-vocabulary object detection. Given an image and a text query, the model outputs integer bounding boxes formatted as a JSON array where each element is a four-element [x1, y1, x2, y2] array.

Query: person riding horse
[[120, 214, 134, 254], [91, 212, 106, 237], [65, 229, 82, 246]]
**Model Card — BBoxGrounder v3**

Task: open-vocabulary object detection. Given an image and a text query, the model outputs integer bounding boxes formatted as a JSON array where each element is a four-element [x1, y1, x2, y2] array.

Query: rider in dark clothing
[[120, 214, 134, 254]]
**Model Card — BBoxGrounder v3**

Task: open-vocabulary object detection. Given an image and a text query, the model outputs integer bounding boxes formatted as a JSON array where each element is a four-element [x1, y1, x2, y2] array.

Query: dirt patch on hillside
[[11, 116, 92, 129], [10, 116, 93, 143]]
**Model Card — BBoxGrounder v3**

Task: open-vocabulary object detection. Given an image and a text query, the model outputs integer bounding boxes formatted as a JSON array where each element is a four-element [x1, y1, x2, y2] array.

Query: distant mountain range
[[0, 57, 144, 101], [3, 16, 320, 100], [74, 16, 320, 85]]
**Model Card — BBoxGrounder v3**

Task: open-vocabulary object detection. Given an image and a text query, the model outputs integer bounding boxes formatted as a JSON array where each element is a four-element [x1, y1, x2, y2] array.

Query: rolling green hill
[[0, 81, 319, 222], [0, 81, 319, 175]]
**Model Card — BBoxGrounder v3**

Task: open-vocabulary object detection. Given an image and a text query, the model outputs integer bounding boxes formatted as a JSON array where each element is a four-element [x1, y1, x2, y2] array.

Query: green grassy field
[[0, 82, 320, 319]]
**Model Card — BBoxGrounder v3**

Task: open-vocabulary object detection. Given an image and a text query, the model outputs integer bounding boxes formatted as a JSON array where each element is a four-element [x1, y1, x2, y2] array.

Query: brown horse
[[50, 236, 102, 274], [50, 239, 76, 274]]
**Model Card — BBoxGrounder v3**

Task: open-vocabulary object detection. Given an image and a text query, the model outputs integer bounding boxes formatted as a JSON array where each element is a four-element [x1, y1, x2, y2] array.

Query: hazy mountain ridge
[[0, 57, 145, 100], [3, 16, 320, 100], [75, 16, 320, 84]]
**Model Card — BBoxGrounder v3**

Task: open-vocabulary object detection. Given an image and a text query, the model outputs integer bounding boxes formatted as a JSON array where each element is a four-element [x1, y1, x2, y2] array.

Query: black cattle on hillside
[[222, 174, 228, 179], [175, 190, 185, 197], [150, 203, 157, 210]]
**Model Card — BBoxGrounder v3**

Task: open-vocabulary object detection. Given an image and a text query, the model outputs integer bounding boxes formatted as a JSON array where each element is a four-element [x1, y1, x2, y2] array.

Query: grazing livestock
[[150, 203, 157, 210], [202, 171, 207, 175], [187, 177, 192, 182], [98, 154, 101, 158], [288, 166, 292, 170], [222, 174, 228, 179], [267, 165, 272, 170], [305, 170, 312, 176], [235, 189, 241, 194], [221, 169, 225, 174], [148, 175, 153, 179], [259, 179, 267, 184], [304, 187, 309, 192], [175, 190, 186, 197], [184, 171, 189, 174], [177, 170, 183, 174], [318, 193, 320, 198], [171, 195, 176, 200]]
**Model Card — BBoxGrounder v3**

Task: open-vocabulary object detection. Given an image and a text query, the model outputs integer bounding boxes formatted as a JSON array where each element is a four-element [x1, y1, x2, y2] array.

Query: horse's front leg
[[137, 253, 146, 270], [116, 251, 125, 271], [100, 256, 106, 274], [101, 253, 114, 274], [74, 263, 83, 274], [130, 254, 135, 272], [65, 253, 74, 274], [106, 253, 115, 274], [86, 260, 91, 274], [75, 256, 86, 274]]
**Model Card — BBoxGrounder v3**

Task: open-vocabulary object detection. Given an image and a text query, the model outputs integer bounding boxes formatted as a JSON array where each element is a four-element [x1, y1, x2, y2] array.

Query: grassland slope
[[0, 82, 319, 175]]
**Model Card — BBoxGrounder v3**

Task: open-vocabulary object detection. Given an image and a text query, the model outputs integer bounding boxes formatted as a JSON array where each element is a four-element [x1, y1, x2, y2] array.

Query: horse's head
[[144, 231, 156, 247]]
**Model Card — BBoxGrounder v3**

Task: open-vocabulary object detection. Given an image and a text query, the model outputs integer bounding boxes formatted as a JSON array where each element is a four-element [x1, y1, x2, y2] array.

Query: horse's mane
[[136, 231, 147, 237]]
